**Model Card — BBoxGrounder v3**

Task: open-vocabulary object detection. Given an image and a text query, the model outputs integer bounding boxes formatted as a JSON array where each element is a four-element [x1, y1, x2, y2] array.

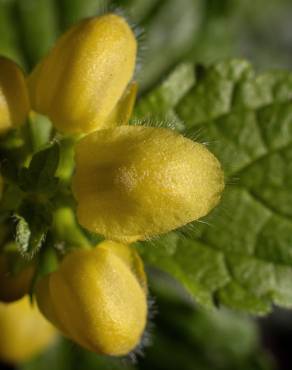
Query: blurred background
[[1, 0, 292, 369]]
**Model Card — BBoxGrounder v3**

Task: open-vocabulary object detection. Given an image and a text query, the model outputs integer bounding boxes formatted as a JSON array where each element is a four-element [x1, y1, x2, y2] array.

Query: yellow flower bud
[[0, 296, 56, 364], [72, 126, 225, 243], [0, 57, 30, 134], [36, 241, 147, 356], [0, 251, 35, 303], [28, 14, 137, 134]]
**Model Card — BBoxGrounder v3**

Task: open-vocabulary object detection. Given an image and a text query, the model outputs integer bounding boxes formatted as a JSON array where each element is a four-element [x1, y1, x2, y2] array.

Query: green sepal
[[14, 202, 53, 259], [19, 142, 60, 196]]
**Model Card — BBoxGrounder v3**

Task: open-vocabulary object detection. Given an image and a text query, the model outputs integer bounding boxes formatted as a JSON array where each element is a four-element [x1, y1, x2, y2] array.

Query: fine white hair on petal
[[127, 294, 156, 363], [130, 117, 177, 130]]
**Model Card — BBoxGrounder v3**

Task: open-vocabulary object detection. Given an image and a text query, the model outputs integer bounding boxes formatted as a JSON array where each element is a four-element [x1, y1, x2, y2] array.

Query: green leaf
[[15, 215, 31, 254], [138, 234, 230, 309], [133, 63, 195, 130], [15, 202, 52, 258], [136, 59, 292, 314], [19, 142, 60, 195]]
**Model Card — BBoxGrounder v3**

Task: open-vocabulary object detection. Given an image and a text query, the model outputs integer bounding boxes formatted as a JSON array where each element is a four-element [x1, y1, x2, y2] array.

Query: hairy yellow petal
[[73, 126, 225, 242], [36, 241, 147, 356], [28, 14, 137, 134]]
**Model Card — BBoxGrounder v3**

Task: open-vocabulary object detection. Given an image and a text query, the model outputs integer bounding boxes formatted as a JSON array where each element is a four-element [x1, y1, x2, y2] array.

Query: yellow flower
[[0, 296, 56, 364], [36, 241, 147, 356], [72, 126, 225, 243], [28, 14, 137, 134], [0, 250, 35, 303], [0, 57, 30, 135]]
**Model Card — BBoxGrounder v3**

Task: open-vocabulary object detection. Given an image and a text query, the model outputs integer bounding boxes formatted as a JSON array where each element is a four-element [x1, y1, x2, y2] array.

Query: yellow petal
[[0, 57, 30, 135], [36, 241, 147, 356], [98, 240, 147, 292], [0, 296, 56, 364], [28, 14, 137, 134], [104, 81, 137, 128], [72, 126, 225, 242]]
